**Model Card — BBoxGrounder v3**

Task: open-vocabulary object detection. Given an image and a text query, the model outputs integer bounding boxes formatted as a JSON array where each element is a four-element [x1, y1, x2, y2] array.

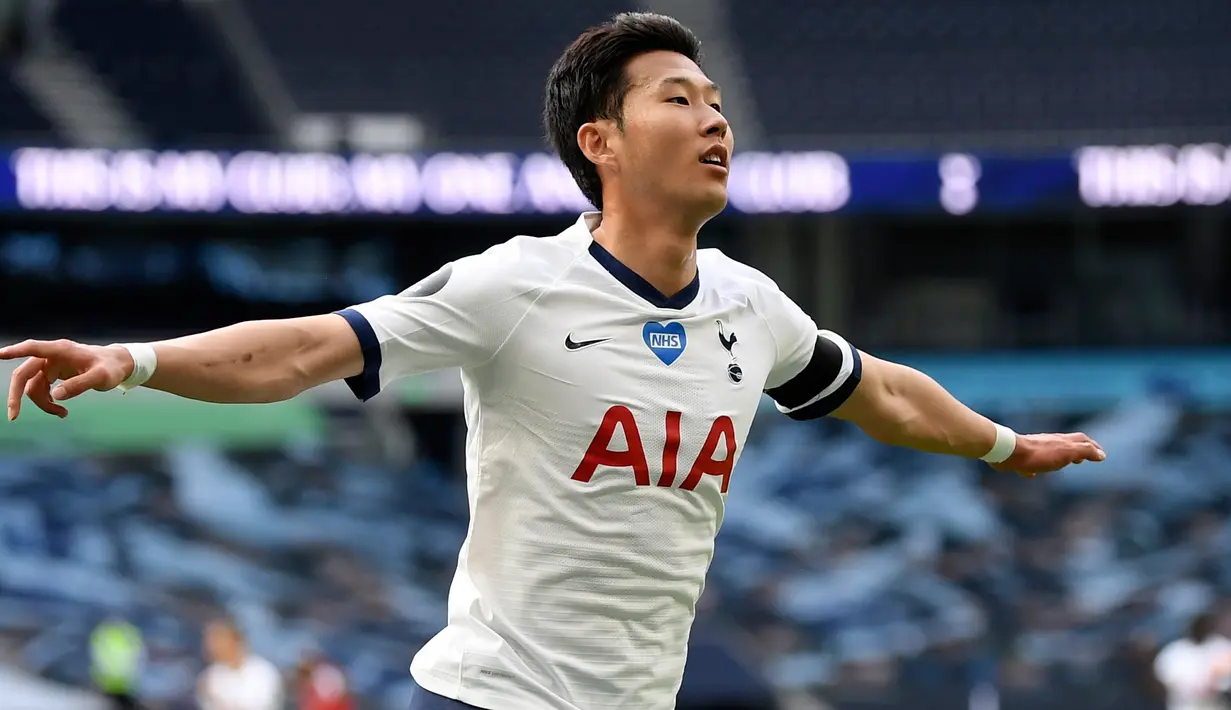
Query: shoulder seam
[[749, 286, 782, 373], [478, 239, 590, 367], [704, 252, 783, 366]]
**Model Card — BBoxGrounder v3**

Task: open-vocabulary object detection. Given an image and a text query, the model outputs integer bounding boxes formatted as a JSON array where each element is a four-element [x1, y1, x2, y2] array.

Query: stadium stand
[[50, 0, 273, 147], [8, 0, 1230, 150], [0, 389, 1220, 710], [0, 69, 53, 139], [730, 0, 1231, 147], [242, 0, 631, 149]]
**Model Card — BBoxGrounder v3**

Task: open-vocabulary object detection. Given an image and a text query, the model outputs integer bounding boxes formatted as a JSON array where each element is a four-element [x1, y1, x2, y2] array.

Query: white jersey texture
[[1155, 635, 1231, 710], [197, 654, 283, 710], [339, 213, 861, 710]]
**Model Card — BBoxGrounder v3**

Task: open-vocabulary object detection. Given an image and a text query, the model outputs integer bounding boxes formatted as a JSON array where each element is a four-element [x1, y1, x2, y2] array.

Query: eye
[[710, 103, 722, 113], [668, 96, 690, 106]]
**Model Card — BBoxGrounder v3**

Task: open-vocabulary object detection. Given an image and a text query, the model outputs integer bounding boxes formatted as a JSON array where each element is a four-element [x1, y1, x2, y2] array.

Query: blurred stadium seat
[[0, 387, 1224, 709], [51, 0, 273, 146], [730, 0, 1231, 148], [243, 0, 631, 149], [0, 71, 52, 139]]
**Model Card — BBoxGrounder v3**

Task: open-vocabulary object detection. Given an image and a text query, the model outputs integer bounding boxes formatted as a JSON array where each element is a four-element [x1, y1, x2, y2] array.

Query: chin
[[665, 185, 728, 223], [694, 188, 729, 219]]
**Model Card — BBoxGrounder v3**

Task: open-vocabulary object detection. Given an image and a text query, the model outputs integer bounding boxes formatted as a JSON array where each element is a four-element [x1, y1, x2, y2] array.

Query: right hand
[[989, 431, 1106, 478], [1, 340, 135, 420]]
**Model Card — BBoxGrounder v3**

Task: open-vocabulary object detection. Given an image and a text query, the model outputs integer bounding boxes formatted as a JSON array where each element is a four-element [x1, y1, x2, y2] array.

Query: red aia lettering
[[571, 407, 737, 493], [680, 416, 736, 493], [658, 410, 682, 487], [571, 406, 650, 486]]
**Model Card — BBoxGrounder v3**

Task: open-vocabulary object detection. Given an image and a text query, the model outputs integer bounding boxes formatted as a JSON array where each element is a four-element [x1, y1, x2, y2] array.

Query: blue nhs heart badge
[[643, 322, 687, 365]]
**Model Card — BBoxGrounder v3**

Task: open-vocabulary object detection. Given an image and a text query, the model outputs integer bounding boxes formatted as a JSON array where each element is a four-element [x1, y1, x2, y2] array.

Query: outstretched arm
[[147, 315, 363, 403], [830, 352, 1105, 476], [752, 268, 1106, 478], [2, 314, 363, 418], [4, 237, 544, 420]]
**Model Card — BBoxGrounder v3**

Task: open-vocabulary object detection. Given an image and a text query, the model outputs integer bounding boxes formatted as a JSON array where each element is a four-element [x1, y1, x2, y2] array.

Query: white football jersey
[[197, 655, 283, 710], [339, 212, 861, 710], [1154, 635, 1231, 710]]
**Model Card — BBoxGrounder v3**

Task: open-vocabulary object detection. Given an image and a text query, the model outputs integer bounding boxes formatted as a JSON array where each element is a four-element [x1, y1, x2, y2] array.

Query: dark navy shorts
[[409, 680, 484, 710]]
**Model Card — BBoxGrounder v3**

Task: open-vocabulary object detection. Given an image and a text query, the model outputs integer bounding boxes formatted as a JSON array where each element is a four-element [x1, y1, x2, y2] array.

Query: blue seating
[[243, 0, 629, 149], [729, 0, 1231, 146], [0, 67, 54, 140], [53, 0, 272, 147], [0, 392, 1226, 707]]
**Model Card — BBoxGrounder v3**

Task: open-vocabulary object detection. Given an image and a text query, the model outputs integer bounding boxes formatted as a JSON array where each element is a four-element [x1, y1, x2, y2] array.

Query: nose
[[701, 110, 728, 139]]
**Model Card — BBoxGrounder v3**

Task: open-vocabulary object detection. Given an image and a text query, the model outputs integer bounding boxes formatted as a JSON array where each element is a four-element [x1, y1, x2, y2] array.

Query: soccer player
[[2, 12, 1104, 710]]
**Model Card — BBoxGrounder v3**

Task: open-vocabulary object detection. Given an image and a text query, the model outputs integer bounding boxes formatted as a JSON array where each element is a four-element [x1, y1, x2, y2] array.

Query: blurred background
[[2, 0, 1231, 709]]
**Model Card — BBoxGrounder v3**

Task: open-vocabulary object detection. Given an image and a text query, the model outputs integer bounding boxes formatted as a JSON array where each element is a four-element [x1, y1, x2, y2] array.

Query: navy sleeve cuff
[[336, 308, 382, 402]]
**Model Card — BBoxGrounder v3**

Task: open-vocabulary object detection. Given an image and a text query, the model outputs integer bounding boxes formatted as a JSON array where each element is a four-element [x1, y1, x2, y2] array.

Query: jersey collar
[[575, 212, 701, 311]]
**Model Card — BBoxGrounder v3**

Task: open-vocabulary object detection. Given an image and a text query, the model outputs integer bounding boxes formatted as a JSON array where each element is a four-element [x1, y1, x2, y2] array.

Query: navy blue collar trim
[[588, 240, 700, 310]]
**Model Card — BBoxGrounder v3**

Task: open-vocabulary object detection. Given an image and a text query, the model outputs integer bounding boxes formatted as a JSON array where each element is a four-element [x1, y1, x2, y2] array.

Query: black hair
[[1188, 612, 1217, 644], [544, 12, 702, 209]]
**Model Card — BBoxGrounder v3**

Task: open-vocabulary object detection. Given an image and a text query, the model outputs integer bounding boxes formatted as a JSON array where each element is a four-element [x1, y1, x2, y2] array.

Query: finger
[[1060, 433, 1105, 458], [7, 357, 45, 421], [0, 339, 69, 361], [24, 370, 68, 418], [1068, 440, 1107, 462], [1076, 441, 1105, 462], [52, 367, 109, 401]]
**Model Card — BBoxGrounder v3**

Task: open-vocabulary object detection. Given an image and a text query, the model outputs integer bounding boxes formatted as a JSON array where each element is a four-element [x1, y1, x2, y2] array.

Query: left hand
[[1, 339, 134, 420], [990, 432, 1106, 478]]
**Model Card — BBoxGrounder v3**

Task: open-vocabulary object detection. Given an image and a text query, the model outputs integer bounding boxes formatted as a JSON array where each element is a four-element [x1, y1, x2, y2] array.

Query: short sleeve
[[1153, 643, 1209, 700], [243, 659, 283, 710], [758, 280, 862, 420], [336, 238, 543, 402]]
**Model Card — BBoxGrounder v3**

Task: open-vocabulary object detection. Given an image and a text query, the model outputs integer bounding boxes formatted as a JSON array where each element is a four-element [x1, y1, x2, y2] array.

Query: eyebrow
[[660, 76, 722, 93]]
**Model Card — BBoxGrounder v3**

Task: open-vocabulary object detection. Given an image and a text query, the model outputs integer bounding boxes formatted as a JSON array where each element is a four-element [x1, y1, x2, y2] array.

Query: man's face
[[602, 51, 734, 219], [204, 622, 238, 662]]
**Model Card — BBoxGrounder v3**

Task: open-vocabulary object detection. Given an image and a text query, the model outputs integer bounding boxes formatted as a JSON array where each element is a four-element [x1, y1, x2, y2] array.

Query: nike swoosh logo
[[564, 334, 612, 351]]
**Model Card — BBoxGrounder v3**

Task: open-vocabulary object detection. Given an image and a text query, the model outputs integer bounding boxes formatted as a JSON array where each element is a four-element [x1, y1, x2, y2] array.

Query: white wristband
[[111, 343, 158, 393], [980, 423, 1017, 464]]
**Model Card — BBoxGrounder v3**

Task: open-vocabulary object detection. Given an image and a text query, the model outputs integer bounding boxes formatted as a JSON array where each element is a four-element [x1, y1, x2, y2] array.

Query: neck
[[591, 199, 701, 298]]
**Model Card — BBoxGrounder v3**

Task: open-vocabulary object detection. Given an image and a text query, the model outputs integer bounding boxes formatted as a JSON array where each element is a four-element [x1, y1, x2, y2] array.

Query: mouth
[[699, 145, 730, 172]]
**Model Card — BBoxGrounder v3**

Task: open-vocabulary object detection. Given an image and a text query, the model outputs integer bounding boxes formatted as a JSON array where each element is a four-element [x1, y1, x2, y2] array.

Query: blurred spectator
[[1154, 612, 1231, 710], [89, 616, 144, 710], [196, 619, 282, 710], [295, 649, 354, 710]]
